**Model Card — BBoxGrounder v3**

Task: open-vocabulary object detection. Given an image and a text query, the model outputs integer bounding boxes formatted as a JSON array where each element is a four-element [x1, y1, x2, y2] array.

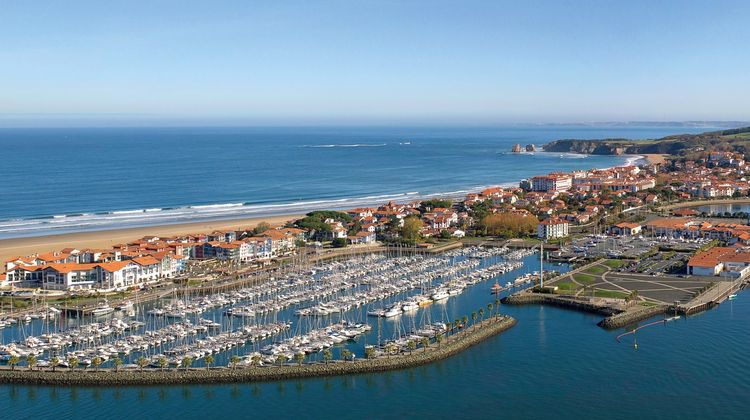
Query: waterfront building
[[537, 218, 569, 239]]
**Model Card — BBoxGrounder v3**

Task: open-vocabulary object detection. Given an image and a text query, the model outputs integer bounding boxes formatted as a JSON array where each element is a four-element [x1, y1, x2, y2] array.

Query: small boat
[[91, 301, 114, 317], [728, 294, 737, 300], [431, 290, 450, 301], [116, 301, 134, 311]]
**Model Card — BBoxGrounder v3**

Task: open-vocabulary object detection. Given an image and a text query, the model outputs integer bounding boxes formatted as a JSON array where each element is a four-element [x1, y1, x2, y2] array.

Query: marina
[[0, 247, 553, 371]]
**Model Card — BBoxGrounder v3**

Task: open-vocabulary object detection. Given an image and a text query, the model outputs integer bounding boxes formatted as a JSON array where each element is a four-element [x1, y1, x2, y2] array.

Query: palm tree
[[68, 356, 78, 371], [181, 356, 194, 371], [453, 319, 460, 334], [407, 340, 416, 354], [479, 308, 485, 326], [204, 355, 214, 370], [471, 312, 477, 330], [435, 332, 443, 348], [364, 346, 376, 359], [50, 356, 60, 372], [386, 342, 399, 358], [487, 303, 493, 320], [113, 357, 123, 372], [91, 356, 102, 372], [137, 356, 149, 372], [158, 356, 169, 371], [293, 352, 305, 366], [275, 354, 288, 367], [8, 355, 19, 371], [462, 315, 468, 331], [322, 349, 332, 365], [230, 355, 241, 370], [340, 349, 352, 362], [26, 355, 37, 371], [250, 354, 261, 368], [420, 337, 429, 352]]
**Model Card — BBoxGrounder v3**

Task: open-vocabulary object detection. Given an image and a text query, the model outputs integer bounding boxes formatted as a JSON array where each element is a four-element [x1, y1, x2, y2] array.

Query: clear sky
[[1, 0, 749, 126]]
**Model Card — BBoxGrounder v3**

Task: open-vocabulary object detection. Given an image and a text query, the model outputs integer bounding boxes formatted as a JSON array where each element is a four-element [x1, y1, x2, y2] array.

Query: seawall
[[0, 316, 516, 387]]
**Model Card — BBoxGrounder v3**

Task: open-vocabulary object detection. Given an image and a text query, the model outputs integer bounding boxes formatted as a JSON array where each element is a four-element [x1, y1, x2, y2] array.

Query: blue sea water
[[0, 125, 709, 239]]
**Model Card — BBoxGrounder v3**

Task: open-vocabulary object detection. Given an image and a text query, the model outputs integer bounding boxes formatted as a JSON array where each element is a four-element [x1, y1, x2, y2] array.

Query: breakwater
[[502, 292, 669, 329], [0, 316, 516, 387]]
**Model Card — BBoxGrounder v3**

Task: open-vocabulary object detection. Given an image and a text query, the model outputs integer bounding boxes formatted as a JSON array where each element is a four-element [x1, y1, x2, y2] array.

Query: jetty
[[0, 315, 516, 386]]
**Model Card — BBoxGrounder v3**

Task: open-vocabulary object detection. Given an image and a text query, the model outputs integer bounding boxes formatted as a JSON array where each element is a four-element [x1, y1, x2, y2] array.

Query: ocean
[[0, 125, 709, 239]]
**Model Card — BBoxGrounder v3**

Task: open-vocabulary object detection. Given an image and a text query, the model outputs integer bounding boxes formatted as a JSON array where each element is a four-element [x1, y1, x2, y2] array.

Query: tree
[[50, 356, 60, 372], [401, 216, 424, 244], [481, 213, 539, 238], [250, 354, 261, 368], [8, 355, 19, 371], [385, 342, 399, 358], [204, 355, 214, 369], [158, 356, 169, 371], [479, 308, 485, 325], [487, 303, 494, 320], [439, 230, 453, 240], [407, 340, 416, 354], [91, 356, 102, 372], [331, 237, 348, 248], [462, 316, 469, 331], [68, 356, 78, 371], [181, 356, 194, 370], [364, 346, 376, 359], [26, 355, 37, 371], [435, 332, 444, 348], [113, 357, 123, 372], [293, 352, 305, 366], [137, 356, 149, 372], [420, 337, 429, 352], [230, 355, 241, 370], [252, 222, 271, 235], [471, 312, 478, 329], [340, 349, 353, 362], [420, 199, 452, 212], [322, 349, 332, 365], [275, 354, 288, 367]]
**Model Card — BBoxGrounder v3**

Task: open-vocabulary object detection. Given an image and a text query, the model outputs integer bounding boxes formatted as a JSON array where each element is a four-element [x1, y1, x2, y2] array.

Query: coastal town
[[1, 146, 750, 381]]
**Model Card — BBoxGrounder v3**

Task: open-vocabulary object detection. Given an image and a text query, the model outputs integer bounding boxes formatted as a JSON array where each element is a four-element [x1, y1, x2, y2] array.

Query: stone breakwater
[[0, 316, 516, 387], [597, 305, 668, 329], [502, 292, 667, 329]]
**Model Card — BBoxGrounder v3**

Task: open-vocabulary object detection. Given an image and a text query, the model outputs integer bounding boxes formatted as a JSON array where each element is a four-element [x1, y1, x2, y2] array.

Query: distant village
[[4, 150, 750, 292]]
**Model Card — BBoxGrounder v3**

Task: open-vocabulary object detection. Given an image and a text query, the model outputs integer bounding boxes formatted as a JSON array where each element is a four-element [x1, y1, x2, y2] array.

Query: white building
[[537, 218, 569, 239]]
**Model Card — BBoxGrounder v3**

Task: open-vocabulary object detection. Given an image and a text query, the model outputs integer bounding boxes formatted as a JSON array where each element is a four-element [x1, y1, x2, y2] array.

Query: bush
[[331, 238, 348, 248]]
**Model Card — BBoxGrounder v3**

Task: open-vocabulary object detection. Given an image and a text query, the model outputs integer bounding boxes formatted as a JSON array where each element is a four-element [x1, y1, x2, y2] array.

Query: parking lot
[[560, 234, 712, 260]]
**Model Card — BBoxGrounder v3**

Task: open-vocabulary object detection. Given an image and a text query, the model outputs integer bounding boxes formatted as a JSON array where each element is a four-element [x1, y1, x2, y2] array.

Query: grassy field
[[556, 281, 579, 292], [573, 273, 597, 285], [585, 266, 606, 275], [603, 259, 626, 269], [593, 289, 630, 299]]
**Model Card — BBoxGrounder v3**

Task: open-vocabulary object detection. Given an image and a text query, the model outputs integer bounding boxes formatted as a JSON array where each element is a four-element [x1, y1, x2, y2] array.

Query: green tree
[[204, 355, 214, 369], [471, 312, 477, 329], [230, 355, 241, 370], [137, 356, 149, 372], [488, 303, 494, 320], [68, 356, 79, 371], [50, 356, 60, 372], [113, 357, 123, 372], [364, 346, 376, 359], [250, 354, 261, 368], [158, 356, 169, 371], [181, 356, 194, 370], [435, 332, 444, 348], [252, 221, 271, 235], [462, 316, 469, 330], [8, 355, 19, 371], [26, 355, 37, 371], [420, 337, 429, 352], [340, 349, 353, 362], [331, 237, 348, 248], [293, 352, 305, 366], [275, 354, 288, 367], [322, 349, 332, 365], [401, 216, 424, 244], [479, 308, 485, 325], [91, 356, 102, 372], [406, 340, 416, 354]]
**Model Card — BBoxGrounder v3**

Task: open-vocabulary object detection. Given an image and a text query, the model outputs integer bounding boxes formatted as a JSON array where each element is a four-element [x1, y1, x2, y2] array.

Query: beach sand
[[642, 154, 667, 165], [0, 214, 302, 263]]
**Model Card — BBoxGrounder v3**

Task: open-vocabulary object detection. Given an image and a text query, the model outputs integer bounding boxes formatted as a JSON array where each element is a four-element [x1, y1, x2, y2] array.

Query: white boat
[[402, 301, 419, 312], [91, 302, 114, 317], [116, 301, 134, 311], [384, 307, 402, 318], [431, 289, 450, 301]]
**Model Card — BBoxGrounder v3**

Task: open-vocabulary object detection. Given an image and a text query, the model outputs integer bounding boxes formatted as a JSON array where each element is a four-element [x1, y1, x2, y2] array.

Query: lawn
[[593, 289, 630, 299], [573, 273, 597, 285], [556, 281, 580, 291], [604, 259, 626, 269], [585, 266, 607, 275]]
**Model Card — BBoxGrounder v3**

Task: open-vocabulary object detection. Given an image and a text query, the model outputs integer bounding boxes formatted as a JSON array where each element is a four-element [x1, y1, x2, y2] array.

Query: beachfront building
[[530, 173, 573, 192], [537, 218, 569, 239]]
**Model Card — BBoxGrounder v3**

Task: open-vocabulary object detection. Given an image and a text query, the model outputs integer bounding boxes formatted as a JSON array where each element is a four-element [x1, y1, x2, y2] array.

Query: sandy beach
[[0, 214, 302, 263]]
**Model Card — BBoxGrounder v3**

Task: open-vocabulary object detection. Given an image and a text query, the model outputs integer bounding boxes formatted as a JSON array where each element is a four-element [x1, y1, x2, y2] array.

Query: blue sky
[[1, 0, 749, 126]]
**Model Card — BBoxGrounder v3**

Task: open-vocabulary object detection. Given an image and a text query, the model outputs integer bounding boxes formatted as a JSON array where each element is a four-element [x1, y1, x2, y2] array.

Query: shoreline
[[0, 214, 302, 263], [0, 315, 516, 387]]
